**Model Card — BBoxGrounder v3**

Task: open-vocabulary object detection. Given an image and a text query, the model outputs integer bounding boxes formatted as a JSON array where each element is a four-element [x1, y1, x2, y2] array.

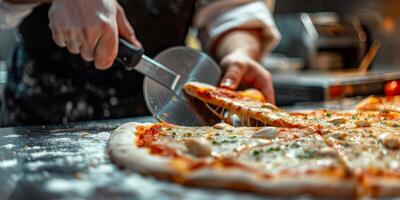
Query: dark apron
[[4, 0, 196, 126]]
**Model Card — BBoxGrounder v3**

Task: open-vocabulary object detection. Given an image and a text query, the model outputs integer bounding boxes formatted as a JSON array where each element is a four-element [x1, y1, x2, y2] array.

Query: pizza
[[183, 82, 310, 128], [355, 95, 400, 113], [107, 120, 400, 198], [108, 122, 356, 198], [322, 124, 400, 197], [108, 84, 400, 198]]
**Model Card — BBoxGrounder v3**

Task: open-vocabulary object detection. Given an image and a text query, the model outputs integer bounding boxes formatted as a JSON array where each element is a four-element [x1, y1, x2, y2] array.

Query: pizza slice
[[108, 122, 356, 198], [355, 95, 400, 113], [183, 82, 310, 128], [322, 124, 400, 198], [234, 126, 355, 197]]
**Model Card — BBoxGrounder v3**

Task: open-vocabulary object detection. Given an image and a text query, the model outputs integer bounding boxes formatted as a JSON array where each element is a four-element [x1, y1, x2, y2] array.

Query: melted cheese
[[156, 125, 264, 158], [325, 126, 400, 173], [184, 81, 310, 128], [238, 129, 345, 177], [150, 124, 348, 180]]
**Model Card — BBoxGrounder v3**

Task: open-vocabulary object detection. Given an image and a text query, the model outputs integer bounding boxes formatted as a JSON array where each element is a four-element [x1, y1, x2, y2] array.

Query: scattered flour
[[2, 144, 15, 149], [3, 134, 20, 138], [0, 159, 17, 168], [30, 151, 75, 158], [45, 179, 93, 195], [25, 161, 47, 171]]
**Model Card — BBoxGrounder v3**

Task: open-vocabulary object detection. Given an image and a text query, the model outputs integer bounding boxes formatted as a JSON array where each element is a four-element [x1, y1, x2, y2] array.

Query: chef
[[0, 0, 280, 126]]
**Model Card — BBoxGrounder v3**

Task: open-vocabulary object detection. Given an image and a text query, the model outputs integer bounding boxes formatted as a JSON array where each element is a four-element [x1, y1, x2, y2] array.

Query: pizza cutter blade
[[117, 39, 222, 126]]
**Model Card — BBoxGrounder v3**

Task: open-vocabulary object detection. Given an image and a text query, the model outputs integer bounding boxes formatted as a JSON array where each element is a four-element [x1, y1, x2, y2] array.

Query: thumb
[[219, 63, 248, 90], [116, 5, 142, 47]]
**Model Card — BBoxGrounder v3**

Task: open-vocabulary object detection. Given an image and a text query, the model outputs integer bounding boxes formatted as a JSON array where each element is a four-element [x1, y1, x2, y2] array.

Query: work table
[[0, 117, 273, 200], [0, 99, 357, 200]]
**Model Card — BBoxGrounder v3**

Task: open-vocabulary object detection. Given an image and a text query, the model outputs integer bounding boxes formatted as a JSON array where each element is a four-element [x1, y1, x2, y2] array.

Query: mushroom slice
[[184, 138, 212, 157], [354, 120, 371, 128], [252, 127, 279, 140], [213, 123, 232, 130], [378, 133, 400, 150], [328, 117, 347, 124]]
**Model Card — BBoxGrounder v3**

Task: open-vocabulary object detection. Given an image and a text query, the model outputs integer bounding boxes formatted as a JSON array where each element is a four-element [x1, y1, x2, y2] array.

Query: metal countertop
[[0, 100, 359, 200], [0, 117, 277, 200]]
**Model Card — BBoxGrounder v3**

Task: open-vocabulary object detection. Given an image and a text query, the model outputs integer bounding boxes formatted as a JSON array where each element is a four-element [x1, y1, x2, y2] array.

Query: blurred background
[[271, 0, 399, 71], [1, 0, 400, 106], [265, 0, 400, 105]]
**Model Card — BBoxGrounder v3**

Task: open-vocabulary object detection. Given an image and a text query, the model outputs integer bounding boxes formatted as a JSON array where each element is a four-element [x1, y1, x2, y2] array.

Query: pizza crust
[[365, 177, 400, 197], [108, 122, 356, 198], [186, 168, 356, 197], [108, 122, 180, 178]]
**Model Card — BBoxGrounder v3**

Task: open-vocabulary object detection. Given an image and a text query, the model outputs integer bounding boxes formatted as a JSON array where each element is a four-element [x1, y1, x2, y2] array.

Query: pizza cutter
[[116, 39, 222, 126]]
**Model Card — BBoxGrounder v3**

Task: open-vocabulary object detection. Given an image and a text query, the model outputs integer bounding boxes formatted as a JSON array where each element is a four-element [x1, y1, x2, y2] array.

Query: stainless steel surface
[[274, 12, 367, 70], [0, 100, 363, 200], [135, 55, 181, 91], [273, 69, 400, 105], [274, 70, 400, 86], [0, 117, 279, 200], [143, 47, 222, 126], [283, 97, 364, 111]]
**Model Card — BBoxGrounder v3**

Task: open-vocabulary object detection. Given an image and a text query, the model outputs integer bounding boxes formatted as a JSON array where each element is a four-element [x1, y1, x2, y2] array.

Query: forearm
[[197, 1, 280, 62], [214, 29, 262, 61], [0, 0, 41, 29]]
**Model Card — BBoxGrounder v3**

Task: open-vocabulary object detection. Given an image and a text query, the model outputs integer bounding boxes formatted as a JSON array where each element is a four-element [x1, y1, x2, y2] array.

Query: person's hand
[[219, 51, 275, 104], [48, 0, 141, 69]]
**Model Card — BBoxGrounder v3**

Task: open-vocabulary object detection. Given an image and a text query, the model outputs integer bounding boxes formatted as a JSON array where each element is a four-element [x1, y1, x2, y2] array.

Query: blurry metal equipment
[[117, 39, 222, 126], [306, 13, 367, 69], [270, 12, 396, 106], [358, 40, 381, 74], [274, 12, 367, 70], [272, 31, 388, 105], [273, 70, 400, 105]]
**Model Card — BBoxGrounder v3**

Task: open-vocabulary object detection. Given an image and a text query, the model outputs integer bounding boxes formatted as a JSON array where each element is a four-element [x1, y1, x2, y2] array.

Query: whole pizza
[[108, 82, 400, 198]]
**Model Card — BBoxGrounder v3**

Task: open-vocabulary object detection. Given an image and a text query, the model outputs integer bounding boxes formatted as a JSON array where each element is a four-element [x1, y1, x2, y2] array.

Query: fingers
[[50, 25, 98, 62], [220, 64, 248, 90], [254, 70, 275, 104], [51, 28, 82, 55], [49, 16, 118, 69], [65, 30, 81, 55], [94, 29, 118, 70], [90, 4, 140, 69], [116, 4, 141, 47], [51, 27, 67, 48], [262, 84, 275, 104], [80, 44, 94, 62], [80, 29, 101, 62], [48, 0, 121, 69], [219, 55, 249, 89], [49, 24, 83, 55], [240, 61, 275, 104], [219, 53, 276, 104], [49, 21, 82, 55]]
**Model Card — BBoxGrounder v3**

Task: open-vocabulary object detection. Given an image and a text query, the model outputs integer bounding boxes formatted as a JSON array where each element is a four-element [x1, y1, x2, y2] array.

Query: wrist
[[214, 29, 262, 61], [222, 50, 253, 62]]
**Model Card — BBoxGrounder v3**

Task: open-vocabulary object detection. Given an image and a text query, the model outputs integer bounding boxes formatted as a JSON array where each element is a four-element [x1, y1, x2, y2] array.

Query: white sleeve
[[195, 0, 281, 55], [0, 1, 38, 30]]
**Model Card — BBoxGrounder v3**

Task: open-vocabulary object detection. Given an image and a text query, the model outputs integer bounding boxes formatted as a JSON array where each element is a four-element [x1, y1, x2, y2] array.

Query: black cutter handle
[[116, 38, 144, 71]]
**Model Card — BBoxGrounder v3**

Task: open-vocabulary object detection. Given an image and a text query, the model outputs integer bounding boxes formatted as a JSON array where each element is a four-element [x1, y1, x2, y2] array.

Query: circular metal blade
[[143, 47, 221, 126]]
